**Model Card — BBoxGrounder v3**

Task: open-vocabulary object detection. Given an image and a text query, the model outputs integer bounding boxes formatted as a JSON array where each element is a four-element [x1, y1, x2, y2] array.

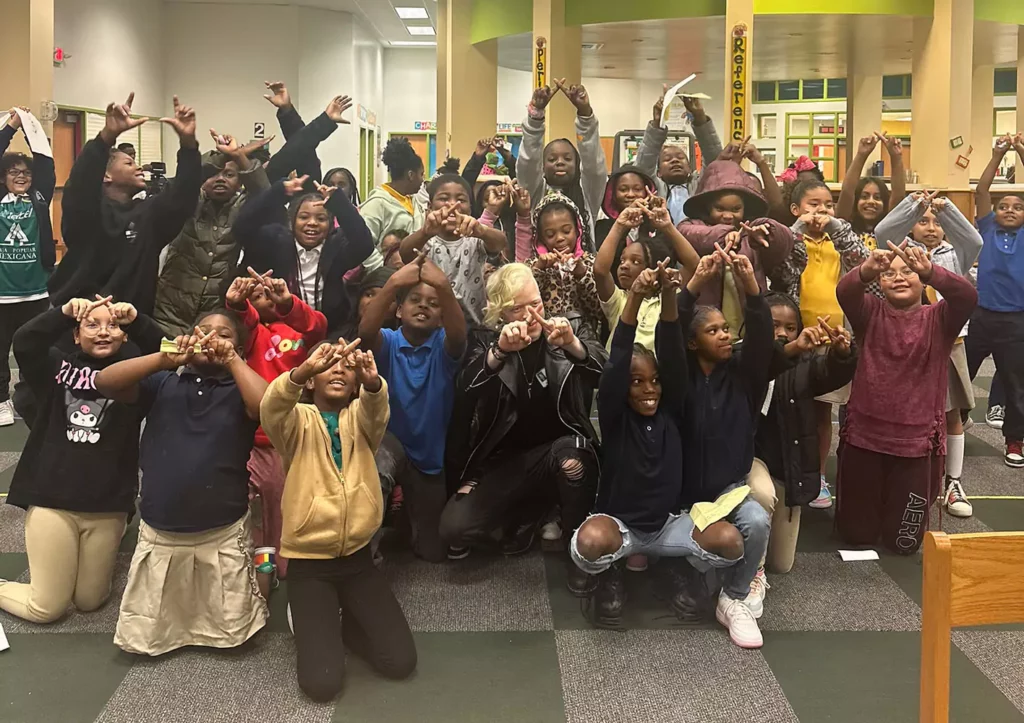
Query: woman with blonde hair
[[440, 263, 607, 594]]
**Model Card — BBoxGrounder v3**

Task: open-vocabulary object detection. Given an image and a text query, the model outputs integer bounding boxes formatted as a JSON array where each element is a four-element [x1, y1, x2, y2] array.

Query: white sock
[[947, 434, 965, 480]]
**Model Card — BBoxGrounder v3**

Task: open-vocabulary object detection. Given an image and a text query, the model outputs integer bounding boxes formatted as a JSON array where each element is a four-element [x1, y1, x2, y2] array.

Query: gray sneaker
[[986, 405, 1005, 430], [0, 400, 14, 427]]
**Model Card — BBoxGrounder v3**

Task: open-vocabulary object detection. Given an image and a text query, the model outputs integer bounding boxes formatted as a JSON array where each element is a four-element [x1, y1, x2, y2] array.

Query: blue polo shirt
[[378, 327, 461, 474], [137, 368, 258, 532], [976, 212, 1024, 313]]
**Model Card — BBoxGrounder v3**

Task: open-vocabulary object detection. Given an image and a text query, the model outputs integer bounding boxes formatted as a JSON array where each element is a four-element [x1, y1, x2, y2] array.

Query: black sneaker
[[501, 520, 540, 556], [658, 558, 717, 623], [566, 558, 597, 597], [593, 562, 625, 624]]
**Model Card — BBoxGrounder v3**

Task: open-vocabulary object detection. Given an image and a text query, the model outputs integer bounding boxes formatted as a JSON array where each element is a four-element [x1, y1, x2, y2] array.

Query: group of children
[[0, 81, 1020, 697]]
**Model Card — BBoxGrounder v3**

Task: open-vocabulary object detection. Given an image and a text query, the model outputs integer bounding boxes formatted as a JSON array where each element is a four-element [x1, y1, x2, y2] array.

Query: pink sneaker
[[625, 554, 648, 572]]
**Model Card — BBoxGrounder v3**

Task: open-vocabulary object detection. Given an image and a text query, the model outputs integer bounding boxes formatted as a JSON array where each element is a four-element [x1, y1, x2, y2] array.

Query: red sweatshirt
[[837, 265, 977, 458], [239, 297, 328, 446]]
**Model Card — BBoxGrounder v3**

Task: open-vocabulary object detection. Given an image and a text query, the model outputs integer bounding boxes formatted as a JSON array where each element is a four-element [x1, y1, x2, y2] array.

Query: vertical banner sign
[[534, 37, 547, 90], [730, 24, 748, 142]]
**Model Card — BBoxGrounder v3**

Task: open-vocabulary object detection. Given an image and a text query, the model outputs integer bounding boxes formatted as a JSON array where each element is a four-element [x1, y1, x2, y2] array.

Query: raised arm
[[12, 304, 76, 391], [837, 134, 879, 221], [873, 193, 923, 248], [323, 182, 374, 271], [517, 86, 557, 208], [646, 202, 700, 281], [462, 140, 488, 187], [633, 91, 667, 179], [687, 97, 723, 164], [420, 259, 468, 358], [928, 264, 979, 337], [745, 218, 795, 272], [232, 178, 296, 251], [934, 198, 983, 273], [594, 210, 638, 302], [881, 133, 906, 210], [838, 255, 885, 337], [94, 351, 174, 404], [597, 295, 641, 429], [148, 96, 202, 247], [745, 145, 783, 219], [976, 136, 1011, 219], [569, 85, 608, 227]]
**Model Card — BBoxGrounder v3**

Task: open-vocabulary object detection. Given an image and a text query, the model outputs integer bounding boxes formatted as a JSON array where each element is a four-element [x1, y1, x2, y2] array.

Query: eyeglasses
[[6, 168, 31, 179], [880, 268, 918, 280]]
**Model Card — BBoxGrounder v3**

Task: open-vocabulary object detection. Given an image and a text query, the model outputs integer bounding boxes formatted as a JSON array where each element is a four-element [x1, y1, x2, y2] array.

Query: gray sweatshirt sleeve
[[872, 194, 923, 248], [692, 118, 723, 164], [936, 202, 984, 275], [576, 113, 608, 222], [517, 113, 549, 210], [634, 121, 667, 179]]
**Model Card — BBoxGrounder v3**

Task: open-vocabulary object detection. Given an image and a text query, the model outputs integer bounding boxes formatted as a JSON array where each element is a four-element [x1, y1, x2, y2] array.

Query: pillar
[[846, 16, 883, 173], [533, 0, 581, 145], [723, 0, 753, 148], [1016, 27, 1024, 181], [911, 0, 974, 188], [970, 63, 994, 180], [440, 0, 497, 165], [436, 0, 448, 160], [0, 0, 55, 146]]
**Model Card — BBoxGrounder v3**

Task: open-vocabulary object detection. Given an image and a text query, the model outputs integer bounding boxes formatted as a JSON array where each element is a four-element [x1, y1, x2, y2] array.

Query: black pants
[[0, 298, 48, 402], [439, 435, 598, 548], [288, 547, 417, 702], [376, 432, 448, 563], [966, 307, 1024, 441]]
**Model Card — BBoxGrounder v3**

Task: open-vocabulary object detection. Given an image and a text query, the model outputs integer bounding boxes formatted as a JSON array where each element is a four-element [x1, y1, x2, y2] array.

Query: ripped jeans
[[439, 436, 598, 548]]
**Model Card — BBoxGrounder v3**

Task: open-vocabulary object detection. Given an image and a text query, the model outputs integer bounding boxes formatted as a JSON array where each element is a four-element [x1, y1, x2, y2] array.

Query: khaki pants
[[747, 458, 801, 574], [0, 506, 126, 623]]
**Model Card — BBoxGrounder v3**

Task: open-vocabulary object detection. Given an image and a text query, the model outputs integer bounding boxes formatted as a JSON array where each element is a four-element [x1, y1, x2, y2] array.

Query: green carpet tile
[[1, 362, 1023, 722]]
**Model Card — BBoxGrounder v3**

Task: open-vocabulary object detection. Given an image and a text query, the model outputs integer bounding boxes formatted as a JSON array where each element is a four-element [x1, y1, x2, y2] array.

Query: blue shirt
[[378, 327, 461, 474], [137, 368, 258, 532], [976, 212, 1024, 312]]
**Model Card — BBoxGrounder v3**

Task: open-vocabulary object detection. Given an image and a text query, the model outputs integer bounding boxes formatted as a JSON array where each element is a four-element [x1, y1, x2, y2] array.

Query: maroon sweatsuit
[[835, 265, 977, 554]]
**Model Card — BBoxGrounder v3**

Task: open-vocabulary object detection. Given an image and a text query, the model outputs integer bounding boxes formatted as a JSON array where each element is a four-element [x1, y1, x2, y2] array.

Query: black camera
[[145, 161, 168, 196]]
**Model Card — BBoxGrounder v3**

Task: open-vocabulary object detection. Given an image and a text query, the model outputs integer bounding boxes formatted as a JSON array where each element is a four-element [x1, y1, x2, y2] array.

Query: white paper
[[0, 621, 9, 651], [661, 75, 697, 126], [760, 379, 775, 417], [0, 109, 53, 159], [839, 549, 880, 562]]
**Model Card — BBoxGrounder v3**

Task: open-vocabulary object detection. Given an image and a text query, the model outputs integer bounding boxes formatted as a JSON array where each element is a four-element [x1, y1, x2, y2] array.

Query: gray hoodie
[[634, 118, 724, 224], [873, 194, 983, 279]]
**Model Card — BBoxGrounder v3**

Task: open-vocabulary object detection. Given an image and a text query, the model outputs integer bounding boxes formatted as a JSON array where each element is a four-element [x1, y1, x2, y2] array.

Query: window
[[785, 111, 843, 182], [882, 75, 910, 99], [755, 81, 777, 102], [826, 78, 847, 99], [994, 108, 1016, 136], [756, 114, 777, 140], [802, 79, 825, 100], [777, 80, 800, 101], [995, 68, 1017, 95]]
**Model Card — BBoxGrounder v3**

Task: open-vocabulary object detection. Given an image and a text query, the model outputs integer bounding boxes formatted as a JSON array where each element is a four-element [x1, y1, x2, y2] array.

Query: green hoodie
[[358, 185, 425, 270]]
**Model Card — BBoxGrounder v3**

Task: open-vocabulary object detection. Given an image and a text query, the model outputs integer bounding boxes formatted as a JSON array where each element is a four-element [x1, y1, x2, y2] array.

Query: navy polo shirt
[[137, 368, 258, 532], [977, 212, 1024, 312], [378, 327, 461, 474]]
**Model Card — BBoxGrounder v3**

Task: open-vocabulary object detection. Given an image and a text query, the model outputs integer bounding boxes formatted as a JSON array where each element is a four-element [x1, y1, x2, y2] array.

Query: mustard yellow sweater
[[260, 371, 390, 560]]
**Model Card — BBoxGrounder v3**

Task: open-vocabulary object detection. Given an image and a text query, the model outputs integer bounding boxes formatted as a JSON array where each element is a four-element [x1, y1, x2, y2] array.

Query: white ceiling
[[162, 0, 438, 45]]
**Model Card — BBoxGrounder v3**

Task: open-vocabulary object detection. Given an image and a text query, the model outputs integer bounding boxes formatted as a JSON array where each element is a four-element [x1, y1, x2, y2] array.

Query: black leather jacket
[[445, 313, 607, 487]]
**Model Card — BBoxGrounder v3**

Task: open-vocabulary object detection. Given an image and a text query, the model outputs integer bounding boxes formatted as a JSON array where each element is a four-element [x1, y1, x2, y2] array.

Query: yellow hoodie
[[260, 371, 390, 560]]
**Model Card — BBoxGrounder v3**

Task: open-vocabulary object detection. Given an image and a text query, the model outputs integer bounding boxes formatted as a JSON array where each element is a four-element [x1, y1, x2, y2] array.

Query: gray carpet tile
[[0, 450, 21, 471], [0, 502, 24, 552], [957, 456, 1024, 496], [385, 551, 553, 632], [928, 508, 993, 534], [978, 358, 997, 378], [0, 552, 130, 634], [556, 629, 797, 723], [94, 633, 333, 723], [954, 630, 1024, 715], [967, 422, 1010, 453], [759, 552, 921, 632]]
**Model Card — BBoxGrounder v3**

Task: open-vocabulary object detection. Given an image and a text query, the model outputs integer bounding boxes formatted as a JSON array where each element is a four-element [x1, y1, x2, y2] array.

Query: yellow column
[[441, 0, 497, 165], [970, 63, 994, 178], [723, 0, 753, 147], [0, 0, 55, 146], [911, 0, 974, 188], [846, 17, 883, 173], [436, 0, 448, 159], [533, 0, 581, 145], [1016, 28, 1024, 181]]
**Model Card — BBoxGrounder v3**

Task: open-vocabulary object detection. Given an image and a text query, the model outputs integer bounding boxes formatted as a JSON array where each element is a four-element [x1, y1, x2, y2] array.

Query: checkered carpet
[[1, 360, 1023, 723]]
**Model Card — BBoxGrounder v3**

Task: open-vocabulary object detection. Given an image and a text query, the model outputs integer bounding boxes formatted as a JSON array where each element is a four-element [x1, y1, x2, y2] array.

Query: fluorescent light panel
[[406, 25, 435, 35], [396, 7, 429, 19], [391, 40, 437, 46]]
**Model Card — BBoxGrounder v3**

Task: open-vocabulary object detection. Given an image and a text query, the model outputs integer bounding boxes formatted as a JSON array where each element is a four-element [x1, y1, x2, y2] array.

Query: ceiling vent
[[581, 42, 605, 52]]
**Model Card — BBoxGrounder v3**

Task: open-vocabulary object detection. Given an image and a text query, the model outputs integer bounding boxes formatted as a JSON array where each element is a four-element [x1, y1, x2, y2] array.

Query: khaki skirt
[[947, 342, 975, 413], [114, 511, 268, 656]]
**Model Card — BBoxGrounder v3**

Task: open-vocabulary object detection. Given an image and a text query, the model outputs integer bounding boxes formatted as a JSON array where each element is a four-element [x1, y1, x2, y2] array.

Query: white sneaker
[[286, 602, 294, 636], [809, 475, 833, 509], [540, 521, 562, 541], [0, 400, 14, 427], [744, 569, 770, 618], [986, 405, 1005, 430], [716, 592, 763, 649], [944, 478, 973, 518]]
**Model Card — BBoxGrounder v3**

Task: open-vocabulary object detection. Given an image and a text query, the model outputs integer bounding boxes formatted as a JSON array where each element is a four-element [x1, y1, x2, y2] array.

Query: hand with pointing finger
[[888, 240, 933, 280], [325, 95, 354, 125], [818, 316, 853, 357], [263, 81, 292, 111], [530, 307, 578, 350], [283, 174, 310, 197], [351, 349, 381, 391], [62, 295, 113, 323], [160, 96, 197, 148], [100, 93, 147, 145], [497, 320, 533, 353]]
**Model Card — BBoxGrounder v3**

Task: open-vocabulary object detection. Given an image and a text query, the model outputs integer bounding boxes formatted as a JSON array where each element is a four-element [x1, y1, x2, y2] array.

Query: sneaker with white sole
[[986, 405, 1005, 430], [286, 602, 294, 635], [716, 592, 763, 648], [0, 400, 14, 427], [809, 475, 833, 509], [944, 477, 973, 518], [1006, 440, 1024, 469], [625, 554, 649, 572], [540, 521, 562, 542], [744, 569, 770, 618]]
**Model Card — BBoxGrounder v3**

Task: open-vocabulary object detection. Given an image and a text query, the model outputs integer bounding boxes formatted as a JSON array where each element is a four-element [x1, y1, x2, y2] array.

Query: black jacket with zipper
[[232, 178, 374, 331], [0, 124, 56, 272], [756, 344, 858, 507], [445, 313, 606, 491], [677, 288, 775, 509]]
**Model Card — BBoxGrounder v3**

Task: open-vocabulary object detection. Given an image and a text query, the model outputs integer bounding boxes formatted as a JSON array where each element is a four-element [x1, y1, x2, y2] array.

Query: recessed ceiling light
[[396, 7, 429, 19], [391, 40, 437, 46], [581, 42, 604, 51], [406, 25, 435, 36]]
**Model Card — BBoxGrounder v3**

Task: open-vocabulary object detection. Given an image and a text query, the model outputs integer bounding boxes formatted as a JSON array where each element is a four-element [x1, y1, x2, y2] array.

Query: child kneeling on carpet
[[261, 339, 416, 702], [95, 311, 269, 655], [835, 241, 977, 554], [572, 262, 744, 629]]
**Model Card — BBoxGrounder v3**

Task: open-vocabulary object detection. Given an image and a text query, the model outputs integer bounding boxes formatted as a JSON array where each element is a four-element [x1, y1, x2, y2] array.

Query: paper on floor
[[0, 621, 9, 652], [838, 549, 880, 562]]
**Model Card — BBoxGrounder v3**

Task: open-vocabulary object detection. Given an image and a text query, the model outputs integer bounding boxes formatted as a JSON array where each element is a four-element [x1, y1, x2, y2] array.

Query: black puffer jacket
[[755, 346, 858, 506], [445, 314, 606, 489]]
